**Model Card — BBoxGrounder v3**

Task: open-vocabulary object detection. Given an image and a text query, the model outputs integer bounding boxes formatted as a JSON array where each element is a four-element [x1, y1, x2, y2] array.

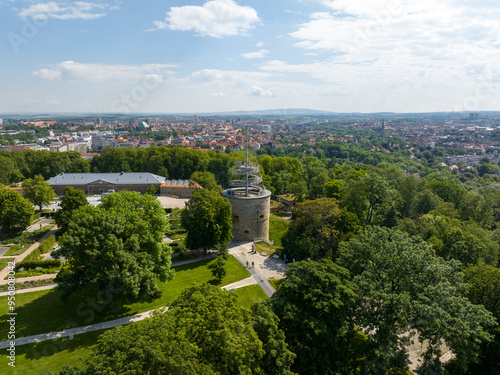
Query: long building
[[47, 172, 201, 197]]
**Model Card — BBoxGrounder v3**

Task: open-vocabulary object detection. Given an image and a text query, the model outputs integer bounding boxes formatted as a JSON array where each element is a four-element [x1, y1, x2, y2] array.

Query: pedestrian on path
[[246, 261, 249, 267], [252, 261, 254, 268]]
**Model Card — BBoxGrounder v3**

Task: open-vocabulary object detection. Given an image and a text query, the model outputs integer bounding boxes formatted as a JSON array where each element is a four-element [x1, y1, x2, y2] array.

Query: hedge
[[16, 259, 62, 271], [23, 234, 56, 262]]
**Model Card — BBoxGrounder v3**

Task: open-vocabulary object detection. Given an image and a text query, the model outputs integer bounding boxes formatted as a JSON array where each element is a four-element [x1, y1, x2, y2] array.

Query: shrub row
[[23, 234, 56, 262], [170, 241, 186, 252], [39, 235, 56, 254], [16, 259, 62, 271]]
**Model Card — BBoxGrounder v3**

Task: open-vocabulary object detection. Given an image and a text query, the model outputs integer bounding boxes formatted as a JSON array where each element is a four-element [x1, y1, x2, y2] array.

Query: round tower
[[222, 157, 271, 242]]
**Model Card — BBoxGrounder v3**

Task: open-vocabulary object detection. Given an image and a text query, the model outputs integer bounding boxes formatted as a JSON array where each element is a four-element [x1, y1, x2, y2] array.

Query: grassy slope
[[235, 284, 269, 309], [0, 275, 269, 375], [268, 214, 289, 248], [0, 256, 249, 339]]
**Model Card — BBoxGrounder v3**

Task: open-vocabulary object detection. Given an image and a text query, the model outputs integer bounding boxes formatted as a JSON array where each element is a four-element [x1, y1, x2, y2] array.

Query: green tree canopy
[[462, 263, 500, 374], [54, 187, 88, 233], [339, 226, 497, 373], [269, 260, 358, 374], [282, 197, 360, 260], [0, 187, 34, 233], [55, 191, 174, 300], [189, 171, 221, 192], [22, 174, 56, 212], [58, 284, 295, 375], [170, 284, 295, 375], [181, 189, 232, 254], [57, 313, 216, 375]]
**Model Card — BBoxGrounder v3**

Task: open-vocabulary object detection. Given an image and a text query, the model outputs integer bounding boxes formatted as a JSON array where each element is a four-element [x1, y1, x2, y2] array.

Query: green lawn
[[4, 245, 28, 257], [0, 256, 250, 339], [0, 329, 103, 375], [269, 214, 289, 248], [256, 243, 279, 257], [0, 258, 15, 272], [235, 284, 269, 309], [0, 281, 270, 375], [268, 277, 282, 290]]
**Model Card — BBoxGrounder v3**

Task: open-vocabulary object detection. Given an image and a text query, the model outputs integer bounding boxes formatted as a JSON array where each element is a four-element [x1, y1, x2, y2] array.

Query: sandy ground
[[156, 196, 189, 209]]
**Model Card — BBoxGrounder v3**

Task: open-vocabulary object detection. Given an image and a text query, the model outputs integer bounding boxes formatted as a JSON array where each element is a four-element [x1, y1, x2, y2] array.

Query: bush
[[170, 240, 186, 253], [16, 259, 62, 271], [23, 234, 56, 262], [38, 235, 56, 253]]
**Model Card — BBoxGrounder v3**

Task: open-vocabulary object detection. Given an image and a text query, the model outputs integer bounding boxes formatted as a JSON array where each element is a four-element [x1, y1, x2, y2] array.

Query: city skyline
[[2, 0, 500, 114]]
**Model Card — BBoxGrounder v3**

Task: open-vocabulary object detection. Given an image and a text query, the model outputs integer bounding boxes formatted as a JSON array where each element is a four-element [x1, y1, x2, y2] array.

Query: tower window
[[244, 230, 250, 235], [259, 215, 264, 219], [233, 215, 239, 222]]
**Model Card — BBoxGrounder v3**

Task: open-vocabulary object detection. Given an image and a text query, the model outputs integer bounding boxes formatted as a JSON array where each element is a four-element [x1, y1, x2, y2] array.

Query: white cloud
[[18, 2, 113, 20], [280, 0, 500, 108], [154, 0, 260, 38], [33, 68, 61, 80], [191, 69, 272, 82], [256, 41, 264, 47], [241, 49, 269, 59], [249, 85, 273, 96], [33, 62, 176, 82]]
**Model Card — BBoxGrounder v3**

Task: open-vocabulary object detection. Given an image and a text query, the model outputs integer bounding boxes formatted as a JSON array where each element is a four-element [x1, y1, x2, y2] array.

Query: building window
[[244, 230, 250, 235], [233, 215, 239, 222], [259, 214, 264, 219]]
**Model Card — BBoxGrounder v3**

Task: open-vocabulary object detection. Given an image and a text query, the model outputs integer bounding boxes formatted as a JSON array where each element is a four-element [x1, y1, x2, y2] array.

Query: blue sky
[[2, 0, 500, 114]]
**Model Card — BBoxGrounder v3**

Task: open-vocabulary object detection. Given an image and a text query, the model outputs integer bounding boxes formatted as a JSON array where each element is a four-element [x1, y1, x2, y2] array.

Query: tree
[[339, 226, 497, 373], [189, 171, 221, 192], [268, 260, 358, 374], [208, 255, 227, 281], [324, 179, 343, 199], [170, 284, 295, 375], [54, 187, 88, 233], [22, 174, 56, 212], [181, 189, 232, 254], [342, 171, 393, 225], [146, 184, 159, 195], [0, 187, 34, 233], [282, 198, 359, 261], [56, 313, 216, 375], [462, 264, 500, 374], [55, 191, 174, 300], [381, 204, 398, 228], [56, 284, 295, 375]]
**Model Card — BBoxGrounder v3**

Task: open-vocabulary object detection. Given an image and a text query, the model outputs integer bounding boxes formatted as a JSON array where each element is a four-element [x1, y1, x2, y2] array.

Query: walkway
[[0, 226, 58, 285], [229, 241, 289, 297], [0, 309, 164, 349]]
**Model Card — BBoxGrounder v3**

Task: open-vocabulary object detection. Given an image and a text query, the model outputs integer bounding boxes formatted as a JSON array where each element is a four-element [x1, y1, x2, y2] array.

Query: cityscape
[[2, 0, 500, 374]]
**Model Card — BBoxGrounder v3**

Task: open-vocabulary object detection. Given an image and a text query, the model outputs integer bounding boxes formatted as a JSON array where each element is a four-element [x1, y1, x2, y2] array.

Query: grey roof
[[48, 172, 166, 186], [162, 179, 192, 186]]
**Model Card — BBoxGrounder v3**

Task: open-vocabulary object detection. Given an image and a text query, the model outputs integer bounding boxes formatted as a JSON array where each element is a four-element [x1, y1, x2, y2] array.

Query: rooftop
[[47, 172, 166, 186]]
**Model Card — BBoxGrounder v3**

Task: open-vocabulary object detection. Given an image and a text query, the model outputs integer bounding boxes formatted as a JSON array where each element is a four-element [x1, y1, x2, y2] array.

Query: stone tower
[[222, 133, 271, 242]]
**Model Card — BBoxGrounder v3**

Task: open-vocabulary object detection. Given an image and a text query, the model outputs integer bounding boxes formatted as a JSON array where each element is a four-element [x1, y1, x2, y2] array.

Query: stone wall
[[224, 192, 271, 242]]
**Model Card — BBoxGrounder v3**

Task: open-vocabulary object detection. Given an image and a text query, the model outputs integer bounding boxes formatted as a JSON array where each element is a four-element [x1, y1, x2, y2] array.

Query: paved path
[[222, 276, 258, 290], [0, 309, 166, 349], [0, 227, 58, 285], [229, 241, 289, 297], [26, 218, 53, 233], [0, 284, 57, 297]]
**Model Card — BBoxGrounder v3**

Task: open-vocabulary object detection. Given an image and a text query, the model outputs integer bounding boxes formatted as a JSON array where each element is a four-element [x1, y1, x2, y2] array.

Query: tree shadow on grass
[[12, 329, 104, 361], [0, 284, 136, 340]]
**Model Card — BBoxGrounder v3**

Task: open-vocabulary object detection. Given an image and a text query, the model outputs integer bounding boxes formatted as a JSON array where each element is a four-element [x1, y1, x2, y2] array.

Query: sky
[[1, 0, 500, 114]]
